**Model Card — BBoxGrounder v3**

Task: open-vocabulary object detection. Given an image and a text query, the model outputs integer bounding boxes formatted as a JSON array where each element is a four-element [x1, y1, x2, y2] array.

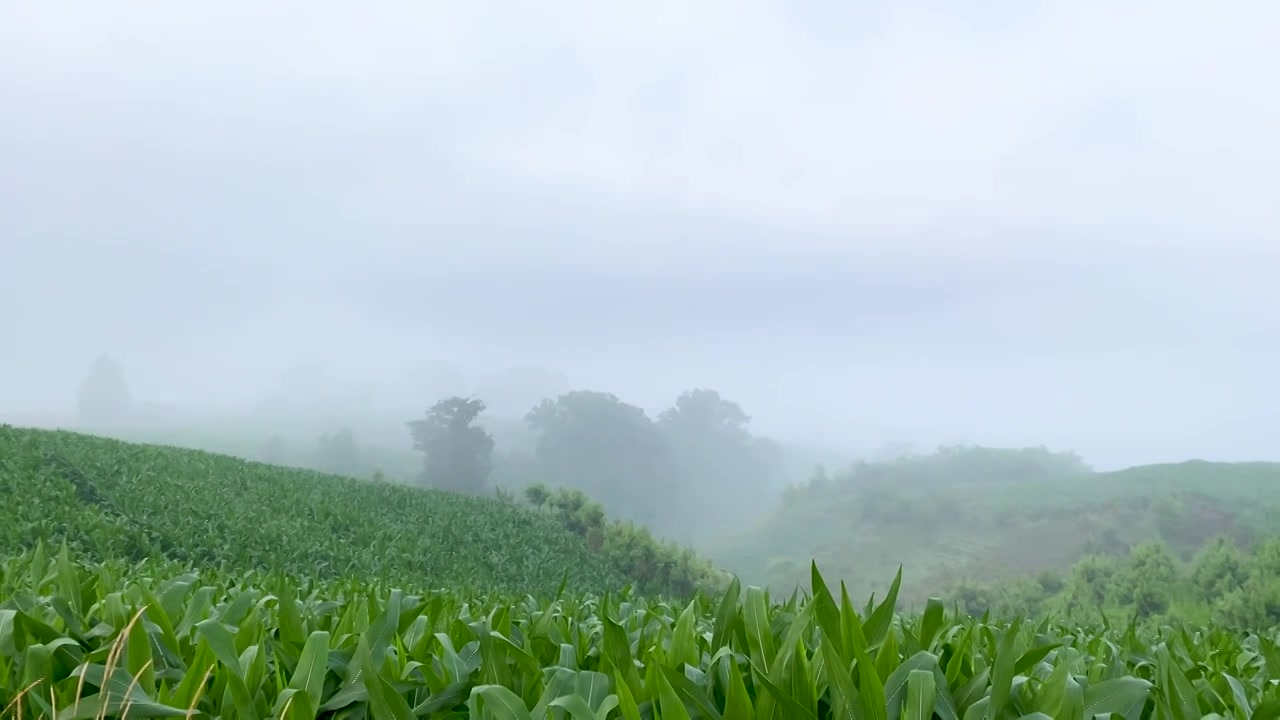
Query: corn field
[[0, 425, 632, 597], [3, 545, 1279, 719]]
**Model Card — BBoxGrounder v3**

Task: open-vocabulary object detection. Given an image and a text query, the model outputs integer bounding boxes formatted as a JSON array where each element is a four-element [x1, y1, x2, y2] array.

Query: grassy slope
[[0, 424, 634, 597], [712, 452, 1280, 604]]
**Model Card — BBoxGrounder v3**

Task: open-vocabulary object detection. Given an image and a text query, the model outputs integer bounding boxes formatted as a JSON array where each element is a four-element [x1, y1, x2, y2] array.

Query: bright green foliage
[[0, 425, 651, 597], [4, 550, 1280, 718]]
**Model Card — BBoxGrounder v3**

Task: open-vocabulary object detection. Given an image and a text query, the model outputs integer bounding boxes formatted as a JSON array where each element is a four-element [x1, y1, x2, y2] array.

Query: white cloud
[[466, 0, 1280, 257], [5, 0, 1273, 262]]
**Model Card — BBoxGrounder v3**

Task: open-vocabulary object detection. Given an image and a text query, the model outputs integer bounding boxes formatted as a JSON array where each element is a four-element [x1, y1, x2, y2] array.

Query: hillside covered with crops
[[4, 547, 1280, 718], [0, 424, 721, 600], [7, 425, 1280, 716]]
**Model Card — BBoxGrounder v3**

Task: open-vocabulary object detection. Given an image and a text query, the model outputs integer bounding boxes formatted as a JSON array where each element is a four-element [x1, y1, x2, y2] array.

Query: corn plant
[[0, 425, 638, 597], [4, 545, 1280, 719]]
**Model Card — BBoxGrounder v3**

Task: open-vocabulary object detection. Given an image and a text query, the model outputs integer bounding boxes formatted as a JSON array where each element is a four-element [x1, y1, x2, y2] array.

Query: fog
[[3, 0, 1279, 474]]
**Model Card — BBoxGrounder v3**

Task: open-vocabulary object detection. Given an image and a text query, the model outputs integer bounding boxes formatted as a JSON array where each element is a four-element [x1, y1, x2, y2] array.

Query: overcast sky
[[2, 0, 1277, 468]]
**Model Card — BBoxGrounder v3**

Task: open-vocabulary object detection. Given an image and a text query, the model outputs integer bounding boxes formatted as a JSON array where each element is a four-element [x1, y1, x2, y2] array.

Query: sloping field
[[0, 424, 632, 597]]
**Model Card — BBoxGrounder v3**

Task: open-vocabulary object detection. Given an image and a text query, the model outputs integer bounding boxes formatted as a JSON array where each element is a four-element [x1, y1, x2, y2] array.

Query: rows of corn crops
[[0, 425, 633, 597], [4, 545, 1280, 719]]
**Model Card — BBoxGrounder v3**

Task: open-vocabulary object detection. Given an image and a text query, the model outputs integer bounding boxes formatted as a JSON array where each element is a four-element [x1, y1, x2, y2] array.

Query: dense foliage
[[950, 535, 1280, 629], [67, 355, 797, 552], [715, 445, 1279, 603], [407, 398, 495, 494], [5, 548, 1280, 718], [0, 425, 713, 599], [497, 388, 785, 546], [519, 484, 728, 600]]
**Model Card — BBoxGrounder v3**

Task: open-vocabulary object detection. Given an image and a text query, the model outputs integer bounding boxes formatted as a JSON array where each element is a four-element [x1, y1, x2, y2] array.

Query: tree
[[525, 390, 676, 530], [261, 434, 286, 465], [656, 389, 785, 543], [315, 426, 362, 477], [658, 389, 751, 438], [407, 397, 495, 493], [1126, 541, 1178, 618], [76, 354, 133, 427], [1191, 536, 1247, 601]]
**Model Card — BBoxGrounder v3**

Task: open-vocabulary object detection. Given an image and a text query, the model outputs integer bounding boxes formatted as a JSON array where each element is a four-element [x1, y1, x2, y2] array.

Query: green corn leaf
[[1082, 677, 1152, 720], [468, 684, 533, 719], [668, 597, 700, 670], [863, 567, 902, 649], [274, 688, 318, 720], [987, 618, 1022, 719], [744, 586, 777, 676], [613, 668, 644, 720], [549, 693, 619, 720], [1252, 696, 1280, 720], [748, 658, 819, 720], [723, 651, 755, 718], [287, 630, 331, 709], [903, 669, 937, 720], [819, 632, 857, 720]]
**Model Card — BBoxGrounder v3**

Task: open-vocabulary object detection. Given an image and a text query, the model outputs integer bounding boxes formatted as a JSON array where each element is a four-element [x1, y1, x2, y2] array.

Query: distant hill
[[709, 446, 1280, 603], [0, 424, 664, 597]]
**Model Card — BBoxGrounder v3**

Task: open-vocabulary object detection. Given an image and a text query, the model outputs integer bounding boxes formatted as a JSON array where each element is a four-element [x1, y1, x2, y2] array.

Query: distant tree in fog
[[408, 397, 494, 493], [262, 434, 286, 465], [316, 426, 362, 477], [657, 388, 784, 541], [525, 390, 676, 529], [659, 389, 749, 432], [76, 354, 132, 427]]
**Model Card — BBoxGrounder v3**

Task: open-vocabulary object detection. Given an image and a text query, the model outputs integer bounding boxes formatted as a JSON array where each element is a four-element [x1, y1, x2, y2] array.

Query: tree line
[[71, 354, 789, 546], [407, 388, 785, 545]]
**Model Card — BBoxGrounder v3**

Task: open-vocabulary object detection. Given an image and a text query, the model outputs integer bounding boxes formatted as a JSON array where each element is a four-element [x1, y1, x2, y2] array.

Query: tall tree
[[657, 389, 751, 441], [525, 390, 676, 530], [76, 353, 132, 427], [408, 397, 495, 493], [657, 389, 785, 543]]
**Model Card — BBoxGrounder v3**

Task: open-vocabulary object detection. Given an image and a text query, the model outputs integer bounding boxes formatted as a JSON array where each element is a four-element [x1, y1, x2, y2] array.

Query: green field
[[5, 548, 1280, 718], [0, 425, 652, 598], [5, 426, 1280, 716]]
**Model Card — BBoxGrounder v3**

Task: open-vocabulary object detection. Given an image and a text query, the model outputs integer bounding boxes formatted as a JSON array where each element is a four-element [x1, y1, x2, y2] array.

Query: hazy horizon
[[3, 0, 1277, 472]]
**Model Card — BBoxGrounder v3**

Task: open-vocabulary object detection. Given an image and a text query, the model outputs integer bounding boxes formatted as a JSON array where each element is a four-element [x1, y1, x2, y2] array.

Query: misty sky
[[2, 1, 1278, 469]]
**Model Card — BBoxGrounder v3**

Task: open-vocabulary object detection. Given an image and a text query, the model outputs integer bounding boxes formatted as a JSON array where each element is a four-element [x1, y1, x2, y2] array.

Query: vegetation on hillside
[[4, 548, 1280, 718], [0, 424, 718, 599], [520, 483, 729, 599], [6, 361, 1280, 717], [509, 388, 786, 546], [64, 356, 801, 550], [714, 445, 1280, 602], [948, 535, 1280, 629], [407, 397, 496, 494]]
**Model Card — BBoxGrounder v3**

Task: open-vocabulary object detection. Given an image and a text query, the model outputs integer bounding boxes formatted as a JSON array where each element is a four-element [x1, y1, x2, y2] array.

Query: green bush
[[523, 482, 729, 597]]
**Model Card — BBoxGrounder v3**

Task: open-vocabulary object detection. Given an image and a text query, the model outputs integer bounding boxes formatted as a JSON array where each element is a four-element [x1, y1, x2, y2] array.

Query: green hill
[[711, 446, 1280, 603], [0, 424, 665, 597]]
